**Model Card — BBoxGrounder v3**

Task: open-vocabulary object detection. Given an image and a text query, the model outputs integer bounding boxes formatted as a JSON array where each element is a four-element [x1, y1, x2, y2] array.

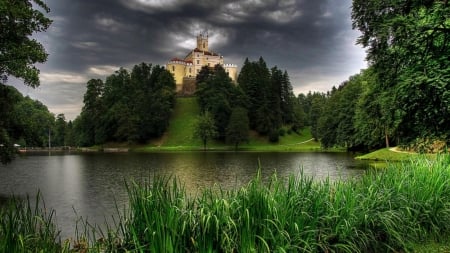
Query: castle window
[[189, 68, 192, 73], [172, 66, 175, 72], [197, 60, 200, 64]]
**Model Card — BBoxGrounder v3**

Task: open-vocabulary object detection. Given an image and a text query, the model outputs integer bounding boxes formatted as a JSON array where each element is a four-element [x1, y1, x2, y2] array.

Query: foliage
[[1, 0, 54, 161], [0, 193, 69, 252], [196, 64, 244, 139], [193, 111, 217, 150], [0, 0, 52, 87], [318, 74, 363, 149], [226, 107, 250, 150], [0, 84, 56, 162], [74, 63, 176, 146], [352, 0, 450, 144], [238, 58, 300, 136]]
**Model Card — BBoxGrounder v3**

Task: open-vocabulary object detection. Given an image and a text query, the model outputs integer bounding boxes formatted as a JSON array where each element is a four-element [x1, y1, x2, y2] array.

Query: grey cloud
[[19, 0, 365, 120]]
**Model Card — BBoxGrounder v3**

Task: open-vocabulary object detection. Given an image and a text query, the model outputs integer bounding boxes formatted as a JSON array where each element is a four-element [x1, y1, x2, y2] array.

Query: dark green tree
[[352, 0, 450, 143], [53, 114, 66, 147], [1, 0, 52, 163], [193, 111, 217, 150], [226, 107, 249, 151], [0, 0, 52, 87], [308, 93, 326, 140], [78, 79, 105, 146], [196, 64, 239, 139]]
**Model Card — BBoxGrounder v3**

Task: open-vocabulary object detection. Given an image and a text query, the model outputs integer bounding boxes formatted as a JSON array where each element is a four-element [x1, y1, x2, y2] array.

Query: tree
[[226, 107, 249, 151], [193, 111, 217, 150], [74, 63, 176, 146], [0, 0, 52, 163], [308, 93, 326, 140], [352, 0, 450, 143], [0, 0, 52, 87], [196, 64, 239, 139], [53, 114, 66, 147], [78, 79, 105, 146]]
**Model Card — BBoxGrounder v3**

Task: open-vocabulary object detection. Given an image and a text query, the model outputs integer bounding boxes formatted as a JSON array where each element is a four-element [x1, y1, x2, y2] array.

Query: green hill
[[137, 97, 320, 151]]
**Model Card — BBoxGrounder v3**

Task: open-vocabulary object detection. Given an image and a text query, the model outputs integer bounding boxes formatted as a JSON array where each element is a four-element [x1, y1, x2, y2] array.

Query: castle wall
[[167, 61, 187, 92], [166, 33, 239, 94]]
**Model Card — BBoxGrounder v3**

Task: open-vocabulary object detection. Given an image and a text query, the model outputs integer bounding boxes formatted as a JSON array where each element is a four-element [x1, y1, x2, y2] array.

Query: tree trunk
[[385, 126, 390, 148]]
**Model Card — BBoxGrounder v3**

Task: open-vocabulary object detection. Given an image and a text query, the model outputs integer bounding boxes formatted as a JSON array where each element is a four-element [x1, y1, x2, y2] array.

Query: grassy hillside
[[161, 97, 202, 147], [137, 97, 321, 151]]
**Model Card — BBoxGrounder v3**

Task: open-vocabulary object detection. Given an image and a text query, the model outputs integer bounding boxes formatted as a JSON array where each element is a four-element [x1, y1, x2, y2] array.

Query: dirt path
[[389, 146, 416, 154], [284, 138, 315, 146]]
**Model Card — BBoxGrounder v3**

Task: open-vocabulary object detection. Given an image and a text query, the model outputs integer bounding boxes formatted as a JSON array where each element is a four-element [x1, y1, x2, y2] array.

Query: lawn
[[136, 97, 322, 152]]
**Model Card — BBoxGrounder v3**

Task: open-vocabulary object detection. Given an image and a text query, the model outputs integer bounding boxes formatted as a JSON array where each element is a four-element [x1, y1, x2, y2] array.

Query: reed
[[112, 155, 449, 252], [1, 155, 449, 252], [0, 192, 70, 252]]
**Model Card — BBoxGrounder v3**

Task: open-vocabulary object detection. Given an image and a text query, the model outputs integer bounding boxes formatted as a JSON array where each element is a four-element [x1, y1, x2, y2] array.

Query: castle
[[166, 33, 238, 95]]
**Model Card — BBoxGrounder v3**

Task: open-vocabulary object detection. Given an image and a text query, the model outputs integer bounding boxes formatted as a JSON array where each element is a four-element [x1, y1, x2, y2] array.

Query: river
[[0, 151, 368, 239]]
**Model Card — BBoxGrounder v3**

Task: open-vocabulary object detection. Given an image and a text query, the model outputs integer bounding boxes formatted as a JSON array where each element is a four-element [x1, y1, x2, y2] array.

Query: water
[[0, 151, 368, 239]]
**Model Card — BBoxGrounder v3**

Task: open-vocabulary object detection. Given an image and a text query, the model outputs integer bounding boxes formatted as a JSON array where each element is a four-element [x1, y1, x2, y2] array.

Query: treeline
[[0, 84, 71, 163], [195, 57, 305, 147], [73, 63, 176, 146], [301, 0, 450, 151], [302, 68, 449, 151]]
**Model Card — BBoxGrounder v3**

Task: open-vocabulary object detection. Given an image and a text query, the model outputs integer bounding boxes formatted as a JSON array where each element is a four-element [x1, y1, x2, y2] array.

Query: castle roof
[[170, 57, 193, 64], [193, 48, 219, 56]]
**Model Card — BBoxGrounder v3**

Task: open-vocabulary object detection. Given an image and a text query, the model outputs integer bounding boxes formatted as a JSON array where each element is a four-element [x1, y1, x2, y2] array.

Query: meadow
[[136, 97, 322, 152]]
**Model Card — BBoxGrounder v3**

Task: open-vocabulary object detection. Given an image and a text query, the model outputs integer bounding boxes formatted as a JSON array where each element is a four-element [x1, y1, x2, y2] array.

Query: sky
[[11, 0, 367, 120]]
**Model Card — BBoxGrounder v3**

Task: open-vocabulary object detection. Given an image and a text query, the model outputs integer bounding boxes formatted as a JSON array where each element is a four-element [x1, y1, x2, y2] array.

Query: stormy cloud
[[11, 0, 366, 120]]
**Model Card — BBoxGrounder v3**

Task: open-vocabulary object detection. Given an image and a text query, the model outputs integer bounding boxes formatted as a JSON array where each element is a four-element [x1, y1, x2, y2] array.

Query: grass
[[106, 155, 450, 252], [3, 155, 449, 252], [355, 147, 437, 162], [355, 148, 415, 161], [133, 97, 322, 152], [0, 193, 70, 252]]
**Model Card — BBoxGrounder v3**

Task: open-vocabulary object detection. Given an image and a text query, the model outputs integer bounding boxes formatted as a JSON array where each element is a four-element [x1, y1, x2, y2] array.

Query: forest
[[1, 0, 449, 162]]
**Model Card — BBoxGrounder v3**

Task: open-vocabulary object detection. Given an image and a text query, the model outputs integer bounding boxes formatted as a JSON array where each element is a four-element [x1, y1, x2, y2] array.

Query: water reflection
[[0, 152, 367, 239]]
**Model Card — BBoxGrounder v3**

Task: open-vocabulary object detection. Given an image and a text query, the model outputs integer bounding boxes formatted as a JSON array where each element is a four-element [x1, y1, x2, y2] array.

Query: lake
[[0, 151, 368, 239]]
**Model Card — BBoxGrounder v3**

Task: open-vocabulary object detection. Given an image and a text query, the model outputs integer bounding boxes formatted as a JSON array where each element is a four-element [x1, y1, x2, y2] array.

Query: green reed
[[1, 155, 449, 252], [112, 155, 449, 252], [0, 192, 70, 252]]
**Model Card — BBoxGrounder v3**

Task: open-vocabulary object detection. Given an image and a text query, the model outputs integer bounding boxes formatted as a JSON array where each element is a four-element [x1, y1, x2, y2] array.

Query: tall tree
[[193, 111, 217, 150], [53, 114, 66, 147], [0, 0, 52, 87], [196, 64, 239, 139], [78, 79, 105, 146], [1, 0, 52, 163], [226, 107, 249, 151], [352, 0, 450, 143]]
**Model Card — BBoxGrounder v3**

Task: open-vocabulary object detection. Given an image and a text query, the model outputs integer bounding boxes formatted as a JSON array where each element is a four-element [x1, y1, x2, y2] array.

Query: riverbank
[[355, 147, 418, 161], [1, 155, 449, 252]]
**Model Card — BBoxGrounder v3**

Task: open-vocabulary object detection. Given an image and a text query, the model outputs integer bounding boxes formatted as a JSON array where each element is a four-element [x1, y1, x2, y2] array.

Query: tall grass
[[0, 192, 70, 252], [108, 155, 449, 252], [1, 155, 449, 252]]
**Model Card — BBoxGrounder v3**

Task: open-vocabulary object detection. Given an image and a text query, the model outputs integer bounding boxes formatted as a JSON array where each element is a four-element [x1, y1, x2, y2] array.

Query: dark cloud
[[11, 0, 366, 120]]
